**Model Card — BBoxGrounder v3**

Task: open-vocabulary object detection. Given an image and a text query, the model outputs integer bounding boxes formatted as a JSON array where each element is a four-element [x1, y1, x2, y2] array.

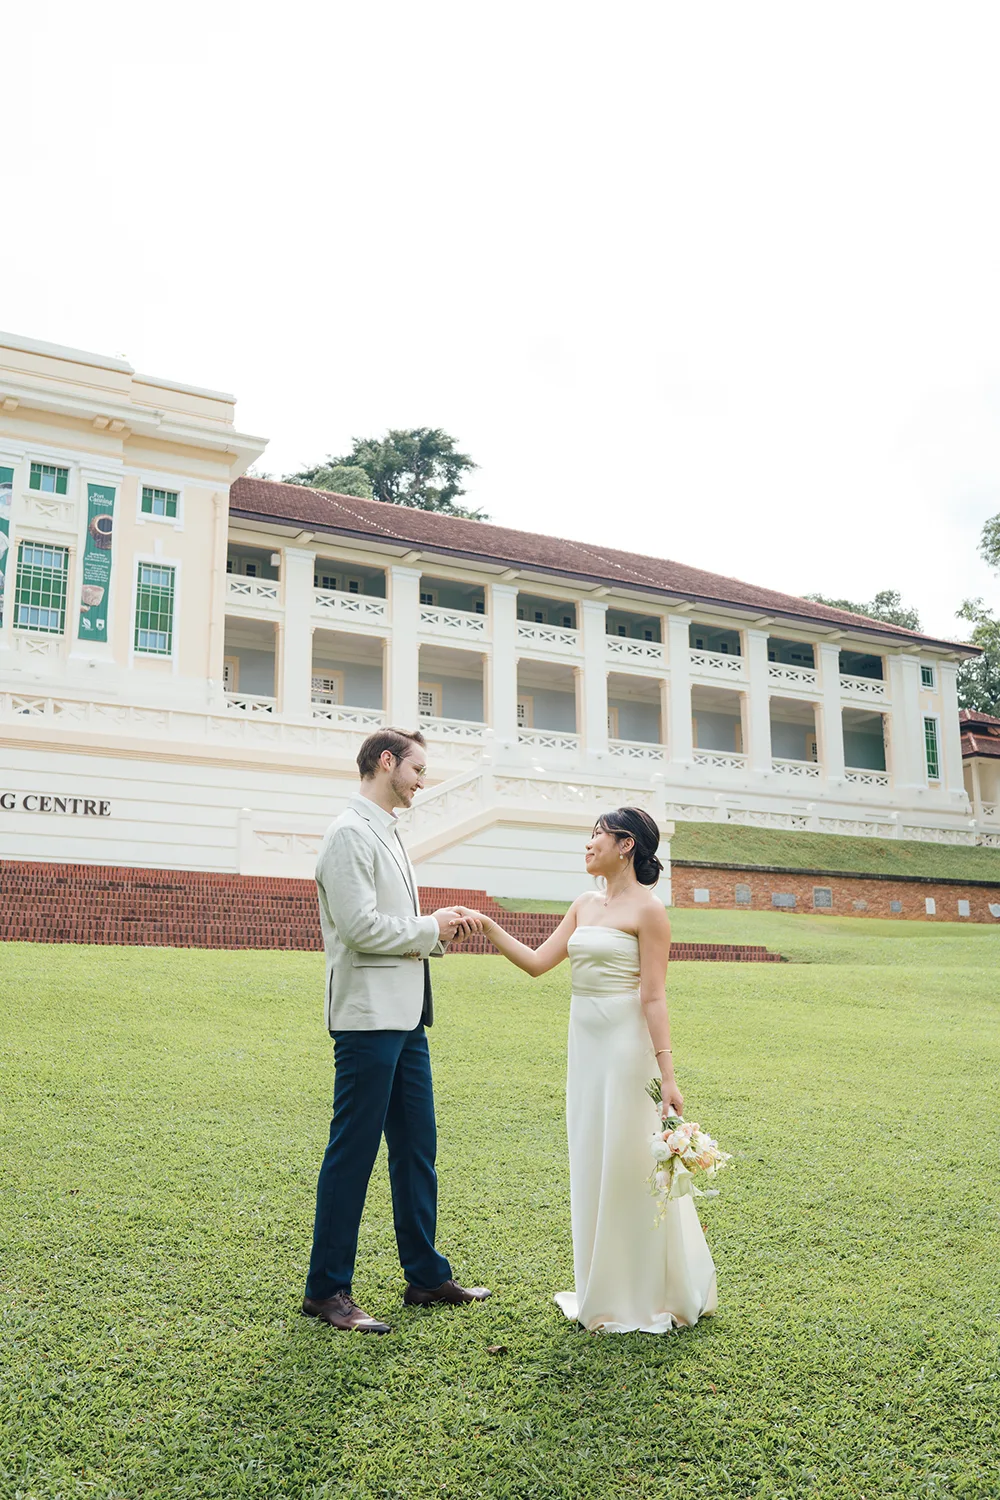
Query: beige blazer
[[317, 794, 443, 1032]]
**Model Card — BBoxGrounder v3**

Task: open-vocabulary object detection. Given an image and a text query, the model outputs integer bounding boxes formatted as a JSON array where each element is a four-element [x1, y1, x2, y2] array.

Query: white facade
[[0, 332, 991, 901]]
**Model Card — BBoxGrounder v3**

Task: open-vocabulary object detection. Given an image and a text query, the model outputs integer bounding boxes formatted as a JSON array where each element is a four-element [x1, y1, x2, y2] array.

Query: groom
[[302, 727, 490, 1333]]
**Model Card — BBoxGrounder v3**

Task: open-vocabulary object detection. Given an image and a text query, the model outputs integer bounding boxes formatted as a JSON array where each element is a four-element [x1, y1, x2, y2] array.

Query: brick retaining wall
[[672, 861, 1000, 922]]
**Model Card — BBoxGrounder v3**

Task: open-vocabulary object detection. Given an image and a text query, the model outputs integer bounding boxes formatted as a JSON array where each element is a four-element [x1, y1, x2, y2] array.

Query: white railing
[[819, 817, 896, 838], [901, 825, 977, 846], [844, 768, 890, 787], [840, 673, 887, 700], [978, 802, 998, 821], [418, 605, 488, 641], [516, 621, 580, 654], [419, 715, 488, 742], [771, 757, 821, 779], [606, 637, 665, 665], [312, 588, 388, 623], [517, 727, 581, 756], [310, 704, 386, 729], [767, 664, 817, 690], [225, 692, 276, 715], [608, 738, 666, 764], [693, 749, 748, 771], [226, 577, 281, 607], [689, 649, 745, 678]]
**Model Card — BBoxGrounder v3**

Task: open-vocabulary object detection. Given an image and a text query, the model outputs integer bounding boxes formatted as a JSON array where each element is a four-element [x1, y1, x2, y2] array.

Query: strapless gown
[[554, 925, 718, 1333]]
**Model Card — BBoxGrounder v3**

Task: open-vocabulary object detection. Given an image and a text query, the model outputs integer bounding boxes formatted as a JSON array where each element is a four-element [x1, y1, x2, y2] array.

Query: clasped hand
[[431, 905, 487, 942]]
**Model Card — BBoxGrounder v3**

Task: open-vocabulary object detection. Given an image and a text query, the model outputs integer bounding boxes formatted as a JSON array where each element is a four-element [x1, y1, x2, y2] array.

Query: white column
[[887, 653, 924, 790], [744, 629, 774, 776], [970, 758, 983, 818], [579, 598, 609, 762], [937, 661, 968, 801], [817, 642, 846, 784], [388, 565, 421, 725], [487, 582, 519, 752], [279, 546, 316, 720], [666, 614, 693, 765]]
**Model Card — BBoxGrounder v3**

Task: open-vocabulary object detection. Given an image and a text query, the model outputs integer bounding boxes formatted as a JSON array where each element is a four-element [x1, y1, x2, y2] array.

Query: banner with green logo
[[78, 483, 116, 642], [0, 466, 12, 628]]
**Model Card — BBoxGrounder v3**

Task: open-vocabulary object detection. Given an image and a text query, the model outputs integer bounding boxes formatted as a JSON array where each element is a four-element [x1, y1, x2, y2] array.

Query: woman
[[469, 807, 717, 1333]]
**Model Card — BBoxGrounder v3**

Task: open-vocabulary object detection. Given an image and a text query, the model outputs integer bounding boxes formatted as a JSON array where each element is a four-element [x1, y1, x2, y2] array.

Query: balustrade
[[689, 648, 746, 679], [225, 692, 276, 715], [310, 704, 386, 729], [516, 621, 580, 655], [767, 663, 817, 690], [771, 756, 821, 779], [419, 715, 488, 742], [608, 738, 667, 764], [312, 588, 388, 623], [418, 604, 488, 641], [605, 637, 665, 665], [517, 727, 581, 756], [226, 577, 282, 607], [844, 768, 890, 788], [840, 672, 888, 701], [693, 748, 748, 771]]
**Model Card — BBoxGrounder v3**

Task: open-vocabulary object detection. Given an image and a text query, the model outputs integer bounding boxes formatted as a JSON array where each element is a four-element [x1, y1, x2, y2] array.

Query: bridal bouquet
[[645, 1078, 732, 1217]]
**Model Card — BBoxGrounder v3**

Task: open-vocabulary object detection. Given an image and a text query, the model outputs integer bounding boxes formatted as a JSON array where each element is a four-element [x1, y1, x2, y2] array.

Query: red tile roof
[[962, 733, 1000, 759], [230, 477, 975, 651], [959, 708, 1000, 726]]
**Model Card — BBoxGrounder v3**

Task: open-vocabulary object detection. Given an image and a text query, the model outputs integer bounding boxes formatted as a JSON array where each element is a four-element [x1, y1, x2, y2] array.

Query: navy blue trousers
[[305, 1023, 452, 1301]]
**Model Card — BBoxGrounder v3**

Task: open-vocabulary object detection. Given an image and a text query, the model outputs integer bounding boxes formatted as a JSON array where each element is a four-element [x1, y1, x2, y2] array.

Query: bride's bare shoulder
[[637, 892, 671, 931]]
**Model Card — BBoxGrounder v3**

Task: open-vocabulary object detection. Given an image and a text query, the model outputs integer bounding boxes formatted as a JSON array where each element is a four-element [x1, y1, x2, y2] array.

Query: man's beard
[[389, 771, 412, 806]]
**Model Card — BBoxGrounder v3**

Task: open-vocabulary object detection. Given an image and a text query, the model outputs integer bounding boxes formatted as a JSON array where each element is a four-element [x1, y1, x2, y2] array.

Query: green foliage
[[956, 598, 1000, 716], [802, 588, 922, 630], [2, 930, 999, 1499], [980, 511, 1000, 573], [669, 821, 1000, 880], [286, 428, 485, 519], [298, 463, 374, 499]]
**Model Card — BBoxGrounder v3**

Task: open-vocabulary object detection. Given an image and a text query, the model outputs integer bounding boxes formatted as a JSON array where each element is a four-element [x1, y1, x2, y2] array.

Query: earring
[[619, 854, 624, 860]]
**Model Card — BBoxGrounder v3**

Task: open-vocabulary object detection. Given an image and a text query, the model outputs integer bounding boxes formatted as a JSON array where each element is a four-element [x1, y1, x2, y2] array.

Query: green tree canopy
[[285, 428, 485, 520], [956, 513, 1000, 715], [802, 588, 922, 631]]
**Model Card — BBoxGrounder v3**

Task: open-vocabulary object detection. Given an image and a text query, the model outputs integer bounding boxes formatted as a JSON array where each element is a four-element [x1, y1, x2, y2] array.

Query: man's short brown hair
[[356, 727, 427, 780]]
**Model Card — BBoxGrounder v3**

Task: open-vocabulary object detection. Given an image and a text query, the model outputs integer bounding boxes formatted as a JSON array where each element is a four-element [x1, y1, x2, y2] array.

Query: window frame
[[131, 554, 180, 663], [920, 664, 936, 690], [417, 681, 443, 718], [13, 539, 70, 634], [28, 460, 70, 496], [135, 473, 184, 529], [923, 714, 941, 782], [223, 656, 240, 692], [516, 695, 534, 729], [311, 670, 345, 705]]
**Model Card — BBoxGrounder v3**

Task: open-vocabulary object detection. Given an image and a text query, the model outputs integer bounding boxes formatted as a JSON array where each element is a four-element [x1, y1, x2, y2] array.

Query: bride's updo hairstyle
[[596, 806, 663, 887]]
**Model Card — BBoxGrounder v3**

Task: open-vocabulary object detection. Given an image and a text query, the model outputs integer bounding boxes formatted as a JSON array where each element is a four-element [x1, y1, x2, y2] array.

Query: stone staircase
[[0, 862, 784, 960]]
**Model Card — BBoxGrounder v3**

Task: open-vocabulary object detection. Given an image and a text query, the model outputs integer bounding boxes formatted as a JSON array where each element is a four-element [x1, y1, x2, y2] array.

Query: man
[[302, 727, 490, 1334]]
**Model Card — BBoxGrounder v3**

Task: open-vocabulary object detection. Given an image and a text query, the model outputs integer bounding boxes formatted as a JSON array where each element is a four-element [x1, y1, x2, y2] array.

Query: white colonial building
[[0, 332, 989, 899]]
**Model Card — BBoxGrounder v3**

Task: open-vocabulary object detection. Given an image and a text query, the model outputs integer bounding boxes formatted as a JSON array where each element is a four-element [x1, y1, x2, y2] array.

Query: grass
[[669, 821, 1000, 881], [2, 915, 999, 1499]]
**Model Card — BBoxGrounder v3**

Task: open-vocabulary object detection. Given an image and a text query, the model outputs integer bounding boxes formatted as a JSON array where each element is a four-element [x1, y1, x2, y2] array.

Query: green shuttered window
[[923, 716, 940, 780], [141, 486, 178, 518], [29, 462, 69, 495], [15, 542, 69, 632], [134, 563, 175, 655]]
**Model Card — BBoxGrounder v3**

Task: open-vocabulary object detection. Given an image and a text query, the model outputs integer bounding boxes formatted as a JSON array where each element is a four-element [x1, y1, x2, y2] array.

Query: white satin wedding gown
[[553, 925, 718, 1334]]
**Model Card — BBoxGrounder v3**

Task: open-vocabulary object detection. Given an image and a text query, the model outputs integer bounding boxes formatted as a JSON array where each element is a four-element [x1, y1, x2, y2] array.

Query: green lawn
[[3, 916, 999, 1499], [670, 821, 1000, 882]]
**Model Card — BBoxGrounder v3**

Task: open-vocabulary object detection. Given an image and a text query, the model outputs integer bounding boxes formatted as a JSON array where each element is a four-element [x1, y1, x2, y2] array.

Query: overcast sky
[[6, 2, 1000, 638]]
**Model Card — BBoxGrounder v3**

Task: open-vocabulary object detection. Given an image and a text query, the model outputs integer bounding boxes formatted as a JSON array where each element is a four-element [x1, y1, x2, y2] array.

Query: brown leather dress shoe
[[301, 1293, 391, 1333], [403, 1278, 491, 1307]]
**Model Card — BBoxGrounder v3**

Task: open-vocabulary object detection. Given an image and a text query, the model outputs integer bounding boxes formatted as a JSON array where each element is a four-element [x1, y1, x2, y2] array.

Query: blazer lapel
[[351, 797, 417, 912]]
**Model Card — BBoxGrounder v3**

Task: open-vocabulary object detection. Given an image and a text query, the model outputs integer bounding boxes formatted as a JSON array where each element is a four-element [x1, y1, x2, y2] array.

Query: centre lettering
[[0, 793, 111, 816]]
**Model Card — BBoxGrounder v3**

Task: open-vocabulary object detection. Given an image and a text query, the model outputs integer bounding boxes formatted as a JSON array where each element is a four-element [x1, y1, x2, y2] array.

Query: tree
[[956, 512, 1000, 715], [285, 428, 485, 520], [802, 588, 922, 630], [296, 463, 373, 499]]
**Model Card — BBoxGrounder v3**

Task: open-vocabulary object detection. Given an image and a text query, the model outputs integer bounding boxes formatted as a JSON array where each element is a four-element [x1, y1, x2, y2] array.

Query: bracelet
[[654, 1047, 672, 1059]]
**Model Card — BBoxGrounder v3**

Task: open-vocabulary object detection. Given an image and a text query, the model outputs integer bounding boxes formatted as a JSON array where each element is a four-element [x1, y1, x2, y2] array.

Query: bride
[[465, 807, 717, 1334]]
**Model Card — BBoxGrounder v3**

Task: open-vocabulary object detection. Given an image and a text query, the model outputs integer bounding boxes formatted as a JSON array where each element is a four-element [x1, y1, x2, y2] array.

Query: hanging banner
[[0, 466, 12, 628], [78, 483, 116, 642]]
